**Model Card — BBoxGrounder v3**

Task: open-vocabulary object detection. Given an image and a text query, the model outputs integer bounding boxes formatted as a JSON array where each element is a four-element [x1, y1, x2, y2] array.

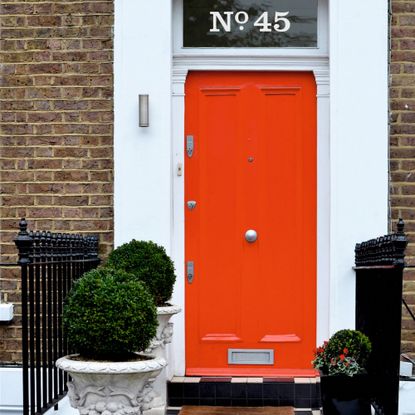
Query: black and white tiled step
[[167, 377, 321, 411], [167, 409, 320, 415]]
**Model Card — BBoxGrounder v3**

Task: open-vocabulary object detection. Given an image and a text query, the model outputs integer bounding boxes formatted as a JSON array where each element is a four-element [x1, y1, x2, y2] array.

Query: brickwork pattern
[[391, 0, 415, 359], [0, 0, 114, 363]]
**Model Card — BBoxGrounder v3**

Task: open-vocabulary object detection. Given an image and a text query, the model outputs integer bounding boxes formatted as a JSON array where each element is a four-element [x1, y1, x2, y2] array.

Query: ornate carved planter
[[56, 354, 167, 415], [143, 305, 181, 415]]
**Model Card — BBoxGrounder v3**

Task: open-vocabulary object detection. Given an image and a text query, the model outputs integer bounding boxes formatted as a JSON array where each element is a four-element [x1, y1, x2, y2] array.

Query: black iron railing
[[354, 219, 408, 415], [14, 218, 101, 415]]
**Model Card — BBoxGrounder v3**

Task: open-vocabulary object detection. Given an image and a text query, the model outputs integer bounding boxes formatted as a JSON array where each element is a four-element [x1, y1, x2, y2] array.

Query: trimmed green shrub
[[326, 329, 372, 368], [63, 268, 157, 360], [312, 329, 372, 376], [106, 240, 176, 306]]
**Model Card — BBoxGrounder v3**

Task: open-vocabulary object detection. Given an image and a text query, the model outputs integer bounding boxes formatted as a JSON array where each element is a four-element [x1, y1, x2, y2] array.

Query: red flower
[[339, 354, 345, 361], [343, 348, 349, 355]]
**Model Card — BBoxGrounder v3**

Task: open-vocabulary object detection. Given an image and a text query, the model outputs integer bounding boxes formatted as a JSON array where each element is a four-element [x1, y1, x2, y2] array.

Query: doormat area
[[179, 407, 294, 415]]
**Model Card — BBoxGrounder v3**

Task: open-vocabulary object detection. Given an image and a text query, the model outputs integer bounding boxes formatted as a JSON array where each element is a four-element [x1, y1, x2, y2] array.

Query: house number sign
[[210, 11, 291, 34], [183, 0, 318, 48]]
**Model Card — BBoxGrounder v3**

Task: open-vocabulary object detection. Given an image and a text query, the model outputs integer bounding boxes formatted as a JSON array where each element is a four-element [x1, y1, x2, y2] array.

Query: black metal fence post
[[354, 219, 408, 415], [13, 218, 101, 415], [14, 219, 34, 415]]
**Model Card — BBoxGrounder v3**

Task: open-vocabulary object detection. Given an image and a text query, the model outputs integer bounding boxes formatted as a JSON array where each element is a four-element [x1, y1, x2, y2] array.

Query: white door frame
[[169, 55, 330, 376]]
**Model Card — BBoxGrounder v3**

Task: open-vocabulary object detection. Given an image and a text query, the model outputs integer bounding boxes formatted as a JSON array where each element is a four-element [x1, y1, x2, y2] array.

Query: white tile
[[170, 376, 186, 383], [184, 377, 200, 383], [247, 377, 263, 383], [294, 377, 311, 384], [231, 377, 247, 383]]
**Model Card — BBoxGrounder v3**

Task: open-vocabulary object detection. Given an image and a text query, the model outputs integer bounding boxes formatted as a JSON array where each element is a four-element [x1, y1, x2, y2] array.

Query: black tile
[[168, 398, 183, 407], [168, 382, 183, 399], [295, 397, 312, 408], [263, 399, 279, 406], [200, 398, 216, 406], [167, 410, 180, 415], [263, 383, 279, 399], [200, 382, 216, 398], [183, 397, 200, 405], [247, 398, 264, 406], [278, 383, 295, 399], [279, 398, 294, 406], [231, 399, 248, 406], [216, 383, 232, 398], [296, 383, 312, 398], [247, 383, 262, 399], [216, 398, 232, 406], [312, 397, 322, 410], [311, 383, 321, 408], [231, 383, 247, 399], [183, 383, 199, 398]]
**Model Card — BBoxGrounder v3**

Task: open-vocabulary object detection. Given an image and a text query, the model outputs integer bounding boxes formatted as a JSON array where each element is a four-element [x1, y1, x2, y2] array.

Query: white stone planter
[[56, 354, 167, 415], [143, 305, 181, 415]]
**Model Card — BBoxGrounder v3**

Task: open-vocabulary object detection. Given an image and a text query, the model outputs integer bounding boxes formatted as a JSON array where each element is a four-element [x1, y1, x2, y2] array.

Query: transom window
[[183, 0, 318, 48]]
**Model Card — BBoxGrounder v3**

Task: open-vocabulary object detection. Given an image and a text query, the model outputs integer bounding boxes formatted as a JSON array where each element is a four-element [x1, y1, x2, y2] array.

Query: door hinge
[[186, 135, 194, 158], [187, 261, 194, 283]]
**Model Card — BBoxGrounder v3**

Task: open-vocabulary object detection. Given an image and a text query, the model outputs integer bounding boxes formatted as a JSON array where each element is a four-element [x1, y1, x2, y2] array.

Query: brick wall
[[391, 0, 415, 359], [0, 0, 114, 363]]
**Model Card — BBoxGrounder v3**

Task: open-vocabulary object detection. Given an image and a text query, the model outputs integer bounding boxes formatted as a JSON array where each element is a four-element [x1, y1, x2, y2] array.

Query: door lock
[[187, 201, 197, 210], [186, 135, 194, 158], [187, 261, 194, 283]]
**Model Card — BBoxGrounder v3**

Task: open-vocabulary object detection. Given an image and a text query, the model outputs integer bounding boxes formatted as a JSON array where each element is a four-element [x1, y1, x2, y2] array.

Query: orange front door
[[185, 72, 317, 376]]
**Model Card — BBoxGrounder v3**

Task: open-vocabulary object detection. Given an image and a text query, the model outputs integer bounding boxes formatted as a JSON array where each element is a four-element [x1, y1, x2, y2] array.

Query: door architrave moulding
[[170, 0, 330, 377]]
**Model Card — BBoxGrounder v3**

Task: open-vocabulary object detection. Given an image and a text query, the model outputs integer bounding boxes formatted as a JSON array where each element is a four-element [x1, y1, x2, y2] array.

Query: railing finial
[[19, 218, 28, 235], [397, 218, 405, 234], [15, 218, 33, 265]]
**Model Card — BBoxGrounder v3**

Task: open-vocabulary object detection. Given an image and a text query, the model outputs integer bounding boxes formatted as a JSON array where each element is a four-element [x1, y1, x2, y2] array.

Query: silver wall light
[[139, 94, 149, 127]]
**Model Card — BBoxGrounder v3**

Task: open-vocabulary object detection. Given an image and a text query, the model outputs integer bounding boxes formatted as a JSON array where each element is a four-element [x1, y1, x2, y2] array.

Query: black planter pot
[[320, 373, 371, 415]]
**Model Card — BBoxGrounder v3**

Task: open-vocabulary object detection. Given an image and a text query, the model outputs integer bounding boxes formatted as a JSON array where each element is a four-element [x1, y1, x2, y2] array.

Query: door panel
[[185, 72, 317, 376]]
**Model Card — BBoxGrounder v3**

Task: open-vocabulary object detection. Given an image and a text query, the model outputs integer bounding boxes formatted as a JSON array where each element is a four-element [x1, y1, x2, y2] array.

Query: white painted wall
[[399, 381, 415, 415], [0, 368, 22, 415], [114, 0, 173, 251], [328, 0, 389, 332]]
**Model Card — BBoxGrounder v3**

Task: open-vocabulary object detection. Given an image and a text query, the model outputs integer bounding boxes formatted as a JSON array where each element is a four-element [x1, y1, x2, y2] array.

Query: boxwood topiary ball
[[326, 329, 372, 368], [106, 240, 176, 306], [63, 267, 157, 360]]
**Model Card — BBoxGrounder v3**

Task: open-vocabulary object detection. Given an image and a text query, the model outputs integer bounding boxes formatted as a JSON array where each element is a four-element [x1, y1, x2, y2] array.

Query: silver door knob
[[245, 229, 257, 243]]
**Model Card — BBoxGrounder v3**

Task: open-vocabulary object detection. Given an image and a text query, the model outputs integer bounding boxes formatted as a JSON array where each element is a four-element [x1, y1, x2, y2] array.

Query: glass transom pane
[[183, 0, 318, 48]]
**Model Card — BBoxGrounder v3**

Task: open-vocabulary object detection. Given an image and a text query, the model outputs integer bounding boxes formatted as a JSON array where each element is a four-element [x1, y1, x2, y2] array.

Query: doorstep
[[167, 408, 320, 415], [167, 377, 321, 411]]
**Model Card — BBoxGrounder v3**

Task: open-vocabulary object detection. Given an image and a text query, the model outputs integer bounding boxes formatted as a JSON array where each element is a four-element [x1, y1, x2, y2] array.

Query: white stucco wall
[[114, 0, 173, 251], [399, 381, 415, 415], [328, 0, 389, 332]]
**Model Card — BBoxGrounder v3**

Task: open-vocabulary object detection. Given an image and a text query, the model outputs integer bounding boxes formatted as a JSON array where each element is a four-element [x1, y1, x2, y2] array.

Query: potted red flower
[[312, 329, 372, 415]]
